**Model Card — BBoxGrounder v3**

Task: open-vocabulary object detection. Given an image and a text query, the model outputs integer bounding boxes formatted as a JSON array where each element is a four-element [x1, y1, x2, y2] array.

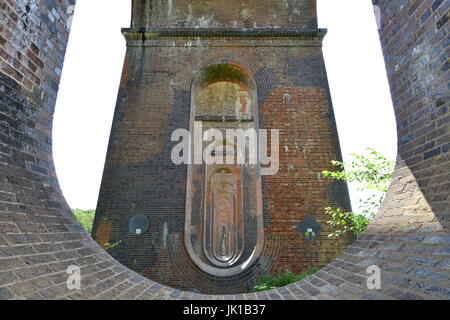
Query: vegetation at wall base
[[103, 240, 123, 251], [325, 207, 374, 239], [251, 267, 320, 292]]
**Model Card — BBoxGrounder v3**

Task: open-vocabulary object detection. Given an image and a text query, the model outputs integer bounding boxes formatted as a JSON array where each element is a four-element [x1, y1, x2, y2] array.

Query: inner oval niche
[[185, 64, 264, 276]]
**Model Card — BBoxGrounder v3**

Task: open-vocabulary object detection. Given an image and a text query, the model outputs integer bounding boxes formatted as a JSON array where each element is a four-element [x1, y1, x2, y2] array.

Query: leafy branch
[[103, 240, 122, 251], [322, 148, 395, 238]]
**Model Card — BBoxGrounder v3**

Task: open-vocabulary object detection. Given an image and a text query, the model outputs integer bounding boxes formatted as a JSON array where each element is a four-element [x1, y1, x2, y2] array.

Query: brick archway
[[0, 0, 448, 300]]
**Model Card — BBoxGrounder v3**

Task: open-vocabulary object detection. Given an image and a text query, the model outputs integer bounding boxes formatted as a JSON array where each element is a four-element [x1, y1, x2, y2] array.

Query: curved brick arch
[[0, 0, 448, 300]]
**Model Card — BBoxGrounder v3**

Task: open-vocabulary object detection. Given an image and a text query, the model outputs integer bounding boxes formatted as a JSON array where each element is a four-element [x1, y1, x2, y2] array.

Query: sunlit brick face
[[185, 64, 264, 276], [131, 0, 317, 29]]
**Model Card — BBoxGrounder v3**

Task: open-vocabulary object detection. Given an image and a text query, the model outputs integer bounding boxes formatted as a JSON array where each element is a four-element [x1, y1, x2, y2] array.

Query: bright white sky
[[53, 0, 397, 211]]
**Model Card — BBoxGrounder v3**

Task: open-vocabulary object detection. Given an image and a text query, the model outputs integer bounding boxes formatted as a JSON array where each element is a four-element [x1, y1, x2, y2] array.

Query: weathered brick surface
[[0, 0, 449, 300], [130, 0, 318, 29], [93, 0, 352, 294]]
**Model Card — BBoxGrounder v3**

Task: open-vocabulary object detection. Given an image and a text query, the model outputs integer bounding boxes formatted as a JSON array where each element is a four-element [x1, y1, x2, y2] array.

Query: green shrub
[[252, 267, 319, 292], [325, 207, 373, 239], [103, 240, 122, 251], [72, 209, 95, 234], [322, 148, 394, 238]]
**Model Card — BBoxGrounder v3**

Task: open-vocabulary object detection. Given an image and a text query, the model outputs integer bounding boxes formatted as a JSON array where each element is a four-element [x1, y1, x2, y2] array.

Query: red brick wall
[[131, 0, 317, 29], [93, 31, 353, 293], [261, 86, 352, 274]]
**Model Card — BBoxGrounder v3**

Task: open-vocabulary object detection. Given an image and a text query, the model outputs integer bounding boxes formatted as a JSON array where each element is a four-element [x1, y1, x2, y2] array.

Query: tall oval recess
[[185, 64, 264, 276]]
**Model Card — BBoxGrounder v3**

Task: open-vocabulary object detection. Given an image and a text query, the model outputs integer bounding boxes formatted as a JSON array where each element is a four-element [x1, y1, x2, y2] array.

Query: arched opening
[[184, 64, 265, 277]]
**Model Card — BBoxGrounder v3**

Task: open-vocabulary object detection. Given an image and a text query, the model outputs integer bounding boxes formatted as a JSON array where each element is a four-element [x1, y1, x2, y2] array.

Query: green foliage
[[322, 148, 395, 238], [322, 148, 394, 193], [325, 207, 373, 238], [103, 240, 122, 251], [72, 209, 95, 235], [251, 267, 319, 292]]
